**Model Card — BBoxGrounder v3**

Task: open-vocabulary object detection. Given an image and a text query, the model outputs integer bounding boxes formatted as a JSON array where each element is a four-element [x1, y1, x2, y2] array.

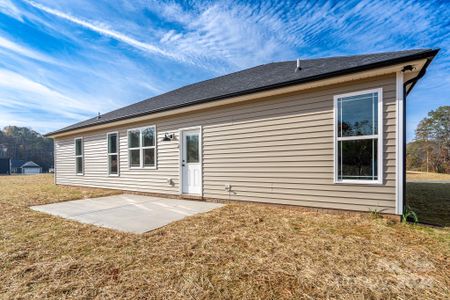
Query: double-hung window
[[107, 132, 119, 175], [128, 126, 156, 168], [334, 88, 383, 184], [75, 137, 83, 175]]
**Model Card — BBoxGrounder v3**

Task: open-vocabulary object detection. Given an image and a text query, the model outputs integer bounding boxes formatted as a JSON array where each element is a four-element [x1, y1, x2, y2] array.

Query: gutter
[[401, 52, 438, 213], [45, 49, 440, 137]]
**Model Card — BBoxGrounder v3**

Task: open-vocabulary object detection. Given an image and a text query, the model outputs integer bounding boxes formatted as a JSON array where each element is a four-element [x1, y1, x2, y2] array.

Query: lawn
[[406, 171, 450, 227], [1, 175, 449, 299]]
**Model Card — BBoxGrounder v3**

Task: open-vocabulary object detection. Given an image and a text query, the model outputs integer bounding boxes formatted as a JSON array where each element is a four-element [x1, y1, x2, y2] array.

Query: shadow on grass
[[406, 182, 450, 227]]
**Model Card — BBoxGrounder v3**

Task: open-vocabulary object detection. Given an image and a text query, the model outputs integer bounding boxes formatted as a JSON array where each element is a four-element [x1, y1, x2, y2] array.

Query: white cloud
[[147, 0, 448, 68], [0, 69, 93, 119], [0, 37, 167, 133], [24, 0, 187, 63], [0, 35, 57, 64], [0, 0, 23, 21], [0, 109, 68, 134], [154, 2, 293, 69], [160, 30, 182, 43]]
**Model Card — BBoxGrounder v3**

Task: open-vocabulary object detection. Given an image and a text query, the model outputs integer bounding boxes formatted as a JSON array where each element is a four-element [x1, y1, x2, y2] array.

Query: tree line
[[407, 106, 450, 173], [0, 126, 54, 172]]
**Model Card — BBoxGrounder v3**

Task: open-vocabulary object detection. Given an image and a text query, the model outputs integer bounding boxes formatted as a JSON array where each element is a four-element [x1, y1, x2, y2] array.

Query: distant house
[[0, 158, 11, 175], [21, 161, 42, 175], [11, 159, 26, 174]]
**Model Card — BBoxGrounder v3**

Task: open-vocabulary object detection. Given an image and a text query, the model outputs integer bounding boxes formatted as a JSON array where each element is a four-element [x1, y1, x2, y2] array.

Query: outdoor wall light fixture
[[162, 133, 175, 141], [401, 64, 415, 72]]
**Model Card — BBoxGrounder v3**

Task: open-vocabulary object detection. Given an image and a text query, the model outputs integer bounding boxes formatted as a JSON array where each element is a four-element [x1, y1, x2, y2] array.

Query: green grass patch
[[406, 182, 450, 226]]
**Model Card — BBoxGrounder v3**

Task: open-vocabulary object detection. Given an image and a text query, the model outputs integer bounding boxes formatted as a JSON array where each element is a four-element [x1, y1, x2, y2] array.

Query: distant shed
[[21, 161, 42, 175]]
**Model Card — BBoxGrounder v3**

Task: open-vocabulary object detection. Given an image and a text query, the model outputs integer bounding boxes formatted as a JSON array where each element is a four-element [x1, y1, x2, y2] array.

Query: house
[[10, 159, 26, 174], [46, 49, 439, 216], [20, 161, 42, 175], [0, 158, 10, 175]]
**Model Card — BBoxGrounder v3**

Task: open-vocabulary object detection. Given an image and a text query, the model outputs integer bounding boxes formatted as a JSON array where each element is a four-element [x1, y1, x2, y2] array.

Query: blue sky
[[0, 0, 449, 141]]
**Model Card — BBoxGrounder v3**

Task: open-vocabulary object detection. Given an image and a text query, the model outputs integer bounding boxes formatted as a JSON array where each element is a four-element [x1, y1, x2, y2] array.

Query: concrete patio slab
[[31, 194, 224, 233]]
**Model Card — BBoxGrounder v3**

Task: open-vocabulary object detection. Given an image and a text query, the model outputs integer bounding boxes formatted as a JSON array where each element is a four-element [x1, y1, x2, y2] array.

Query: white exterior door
[[181, 129, 202, 195]]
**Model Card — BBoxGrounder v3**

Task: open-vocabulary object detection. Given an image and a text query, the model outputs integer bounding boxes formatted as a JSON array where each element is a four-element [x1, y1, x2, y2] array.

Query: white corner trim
[[395, 71, 404, 215]]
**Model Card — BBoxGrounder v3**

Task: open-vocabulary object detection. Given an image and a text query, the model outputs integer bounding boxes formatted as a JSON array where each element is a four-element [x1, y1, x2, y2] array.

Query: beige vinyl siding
[[55, 74, 398, 213]]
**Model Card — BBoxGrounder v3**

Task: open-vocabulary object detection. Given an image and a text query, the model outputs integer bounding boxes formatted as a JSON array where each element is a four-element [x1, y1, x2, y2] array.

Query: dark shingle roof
[[47, 48, 438, 136]]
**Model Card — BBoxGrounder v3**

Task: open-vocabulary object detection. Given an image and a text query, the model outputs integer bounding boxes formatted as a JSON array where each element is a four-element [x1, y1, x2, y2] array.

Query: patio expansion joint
[[67, 201, 152, 217]]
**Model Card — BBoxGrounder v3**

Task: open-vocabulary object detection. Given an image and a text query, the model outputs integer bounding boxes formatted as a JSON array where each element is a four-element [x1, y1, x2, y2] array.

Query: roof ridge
[[278, 48, 433, 63], [143, 62, 273, 97]]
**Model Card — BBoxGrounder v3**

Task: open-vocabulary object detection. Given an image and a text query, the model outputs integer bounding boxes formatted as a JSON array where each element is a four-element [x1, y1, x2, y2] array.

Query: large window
[[107, 132, 119, 175], [334, 89, 383, 184], [128, 126, 156, 168], [75, 137, 83, 175]]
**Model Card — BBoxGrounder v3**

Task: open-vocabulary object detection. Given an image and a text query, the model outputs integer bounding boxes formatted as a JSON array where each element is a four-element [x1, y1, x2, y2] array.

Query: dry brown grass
[[407, 171, 450, 182], [1, 175, 449, 299]]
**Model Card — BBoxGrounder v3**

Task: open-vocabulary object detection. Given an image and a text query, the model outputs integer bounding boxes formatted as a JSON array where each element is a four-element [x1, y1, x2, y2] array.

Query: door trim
[[179, 126, 203, 196]]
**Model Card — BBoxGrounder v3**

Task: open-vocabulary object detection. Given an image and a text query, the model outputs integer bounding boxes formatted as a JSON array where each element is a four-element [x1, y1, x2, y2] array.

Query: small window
[[107, 132, 119, 175], [75, 137, 83, 175], [334, 89, 382, 183], [186, 134, 199, 163], [127, 126, 156, 168]]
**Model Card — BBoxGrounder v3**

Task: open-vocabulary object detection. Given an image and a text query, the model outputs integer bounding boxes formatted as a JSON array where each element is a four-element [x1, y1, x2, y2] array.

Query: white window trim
[[107, 131, 120, 176], [127, 125, 157, 169], [74, 137, 84, 176], [333, 88, 383, 185]]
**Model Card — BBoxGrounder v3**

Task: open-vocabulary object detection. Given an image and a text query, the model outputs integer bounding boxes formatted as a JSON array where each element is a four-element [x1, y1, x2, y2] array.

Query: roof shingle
[[47, 48, 438, 136]]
